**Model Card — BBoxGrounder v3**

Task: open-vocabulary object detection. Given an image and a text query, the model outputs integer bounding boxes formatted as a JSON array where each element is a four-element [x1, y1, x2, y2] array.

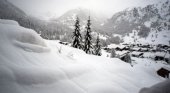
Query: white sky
[[8, 0, 162, 20]]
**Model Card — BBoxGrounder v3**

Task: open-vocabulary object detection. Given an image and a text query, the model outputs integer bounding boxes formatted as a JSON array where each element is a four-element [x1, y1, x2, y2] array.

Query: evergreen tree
[[84, 16, 93, 54], [72, 17, 82, 49], [124, 53, 131, 63], [94, 35, 101, 56], [133, 8, 139, 17], [110, 48, 116, 58]]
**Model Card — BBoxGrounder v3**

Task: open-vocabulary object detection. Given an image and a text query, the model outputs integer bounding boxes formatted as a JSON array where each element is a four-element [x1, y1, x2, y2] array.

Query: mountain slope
[[52, 8, 107, 30], [0, 0, 73, 41], [103, 0, 170, 38], [0, 0, 26, 21], [53, 1, 170, 45]]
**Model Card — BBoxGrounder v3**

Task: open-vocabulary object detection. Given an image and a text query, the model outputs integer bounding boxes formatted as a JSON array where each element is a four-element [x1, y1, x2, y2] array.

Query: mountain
[[53, 1, 170, 45], [0, 0, 45, 33], [0, 0, 73, 41], [52, 8, 107, 30], [1, 0, 169, 45], [0, 0, 26, 20], [103, 0, 170, 38], [50, 8, 109, 44]]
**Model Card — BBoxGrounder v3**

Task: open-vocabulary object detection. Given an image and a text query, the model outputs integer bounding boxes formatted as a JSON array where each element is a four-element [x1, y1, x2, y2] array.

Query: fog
[[8, 0, 163, 19]]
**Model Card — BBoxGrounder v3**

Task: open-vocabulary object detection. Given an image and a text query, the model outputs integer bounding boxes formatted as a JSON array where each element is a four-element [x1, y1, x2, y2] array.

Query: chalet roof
[[155, 52, 170, 58], [160, 66, 170, 71]]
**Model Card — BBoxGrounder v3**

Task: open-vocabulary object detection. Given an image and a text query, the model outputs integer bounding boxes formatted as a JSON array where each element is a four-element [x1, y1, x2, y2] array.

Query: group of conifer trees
[[72, 16, 101, 56]]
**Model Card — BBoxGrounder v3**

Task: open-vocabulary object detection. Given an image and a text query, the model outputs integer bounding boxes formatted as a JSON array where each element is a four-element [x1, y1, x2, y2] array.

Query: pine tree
[[84, 16, 93, 54], [94, 35, 101, 56], [124, 53, 131, 63], [72, 17, 82, 49], [110, 48, 116, 58]]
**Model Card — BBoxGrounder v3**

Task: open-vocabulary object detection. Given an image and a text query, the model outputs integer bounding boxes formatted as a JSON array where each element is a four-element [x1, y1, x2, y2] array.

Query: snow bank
[[139, 80, 170, 93], [0, 19, 19, 26], [0, 19, 49, 53], [0, 19, 169, 93]]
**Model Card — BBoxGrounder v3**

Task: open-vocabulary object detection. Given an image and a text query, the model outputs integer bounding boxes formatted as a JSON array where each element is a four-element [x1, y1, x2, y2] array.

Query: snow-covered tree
[[110, 48, 116, 58], [124, 53, 131, 63], [94, 35, 101, 56], [72, 17, 82, 49], [84, 16, 93, 54]]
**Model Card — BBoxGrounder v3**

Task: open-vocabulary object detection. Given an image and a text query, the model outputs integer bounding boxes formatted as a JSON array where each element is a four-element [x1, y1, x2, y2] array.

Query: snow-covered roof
[[131, 51, 143, 55], [132, 47, 140, 51], [107, 44, 125, 49], [155, 52, 170, 59]]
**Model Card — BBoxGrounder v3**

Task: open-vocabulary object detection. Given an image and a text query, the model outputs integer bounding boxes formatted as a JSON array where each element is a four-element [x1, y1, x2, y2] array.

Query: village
[[104, 43, 170, 63], [58, 41, 170, 78], [59, 41, 170, 64], [104, 43, 170, 78]]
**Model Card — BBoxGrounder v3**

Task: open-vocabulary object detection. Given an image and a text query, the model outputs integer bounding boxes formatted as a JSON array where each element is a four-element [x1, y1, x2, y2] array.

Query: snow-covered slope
[[0, 19, 169, 93], [103, 0, 170, 39], [123, 29, 170, 45], [0, 0, 26, 20], [0, 19, 19, 25]]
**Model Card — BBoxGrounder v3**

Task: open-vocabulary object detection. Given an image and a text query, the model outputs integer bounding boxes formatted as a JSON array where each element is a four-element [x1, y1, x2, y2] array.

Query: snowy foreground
[[0, 19, 169, 93]]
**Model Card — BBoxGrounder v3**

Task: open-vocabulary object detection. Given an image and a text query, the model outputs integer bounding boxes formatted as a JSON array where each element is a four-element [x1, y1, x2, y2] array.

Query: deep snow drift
[[139, 80, 170, 93], [0, 19, 169, 93]]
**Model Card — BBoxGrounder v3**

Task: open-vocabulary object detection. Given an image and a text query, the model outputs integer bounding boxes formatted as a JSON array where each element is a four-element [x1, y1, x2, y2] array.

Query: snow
[[13, 40, 50, 53], [0, 19, 169, 93], [144, 21, 151, 28], [101, 50, 110, 57], [131, 51, 143, 55], [139, 80, 170, 93], [99, 35, 107, 40], [92, 32, 108, 40], [100, 23, 104, 26], [0, 20, 48, 53], [116, 51, 128, 56], [113, 34, 122, 38], [143, 52, 156, 58], [0, 19, 19, 26], [155, 52, 170, 59], [145, 30, 170, 45], [107, 44, 125, 49], [123, 29, 170, 45], [132, 47, 141, 51]]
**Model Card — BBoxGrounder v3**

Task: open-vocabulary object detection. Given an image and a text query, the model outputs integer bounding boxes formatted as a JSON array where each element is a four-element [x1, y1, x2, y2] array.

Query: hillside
[[0, 0, 26, 20], [0, 0, 73, 41], [50, 0, 170, 45], [103, 0, 170, 38]]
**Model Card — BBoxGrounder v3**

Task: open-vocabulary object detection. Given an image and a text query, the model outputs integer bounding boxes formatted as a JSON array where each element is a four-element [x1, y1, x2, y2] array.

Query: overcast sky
[[8, 0, 162, 20]]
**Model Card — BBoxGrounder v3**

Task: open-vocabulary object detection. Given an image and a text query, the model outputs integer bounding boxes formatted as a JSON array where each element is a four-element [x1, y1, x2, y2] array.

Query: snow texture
[[0, 19, 169, 93], [0, 19, 19, 26], [139, 80, 170, 93]]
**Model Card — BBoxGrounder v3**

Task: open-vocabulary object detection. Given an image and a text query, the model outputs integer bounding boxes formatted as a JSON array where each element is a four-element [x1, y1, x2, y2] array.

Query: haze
[[8, 0, 162, 20]]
